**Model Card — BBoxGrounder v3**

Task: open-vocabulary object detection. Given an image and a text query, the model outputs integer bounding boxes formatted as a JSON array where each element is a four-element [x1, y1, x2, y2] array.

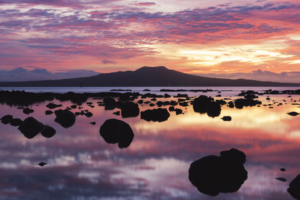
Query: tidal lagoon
[[0, 87, 300, 200]]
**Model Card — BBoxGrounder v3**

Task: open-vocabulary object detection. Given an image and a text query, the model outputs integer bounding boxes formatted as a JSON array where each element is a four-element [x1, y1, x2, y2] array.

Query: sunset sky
[[1, 0, 300, 81]]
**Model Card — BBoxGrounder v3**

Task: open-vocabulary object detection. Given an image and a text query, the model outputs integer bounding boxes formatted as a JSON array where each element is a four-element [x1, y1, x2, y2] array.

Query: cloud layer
[[194, 69, 300, 83], [0, 0, 300, 79], [0, 67, 99, 82]]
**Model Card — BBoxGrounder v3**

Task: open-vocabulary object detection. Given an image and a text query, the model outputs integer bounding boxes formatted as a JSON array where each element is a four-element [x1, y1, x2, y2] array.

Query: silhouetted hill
[[0, 66, 299, 87]]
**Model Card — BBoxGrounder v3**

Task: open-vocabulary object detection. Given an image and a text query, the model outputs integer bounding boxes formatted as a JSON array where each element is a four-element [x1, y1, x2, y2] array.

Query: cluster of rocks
[[160, 89, 214, 92], [1, 115, 56, 139], [193, 95, 222, 117], [1, 115, 23, 126]]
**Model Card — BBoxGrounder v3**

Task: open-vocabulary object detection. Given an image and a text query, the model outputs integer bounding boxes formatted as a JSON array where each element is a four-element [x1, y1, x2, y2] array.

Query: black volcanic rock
[[99, 119, 134, 148], [0, 66, 299, 87], [45, 110, 53, 115], [206, 102, 221, 118], [41, 125, 56, 138], [1, 115, 13, 124], [221, 116, 232, 121], [141, 108, 170, 122], [276, 178, 287, 182], [220, 148, 246, 164], [288, 112, 299, 116], [189, 149, 248, 196], [175, 108, 183, 115], [169, 106, 175, 111], [234, 98, 262, 109], [23, 107, 34, 115], [10, 118, 23, 126], [18, 117, 43, 139], [288, 174, 300, 199], [46, 103, 62, 109], [121, 102, 139, 118], [179, 102, 189, 107], [84, 111, 93, 118], [54, 109, 76, 128], [113, 111, 120, 115], [228, 101, 234, 108], [103, 97, 116, 110], [280, 168, 286, 172], [193, 95, 214, 114], [70, 105, 77, 109]]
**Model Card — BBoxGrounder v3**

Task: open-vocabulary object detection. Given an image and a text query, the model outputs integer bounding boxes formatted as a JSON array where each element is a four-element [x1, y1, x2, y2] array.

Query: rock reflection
[[99, 119, 134, 148], [188, 148, 248, 196]]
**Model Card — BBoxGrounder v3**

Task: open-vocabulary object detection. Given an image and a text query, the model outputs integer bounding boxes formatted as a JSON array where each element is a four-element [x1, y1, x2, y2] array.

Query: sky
[[1, 0, 300, 82]]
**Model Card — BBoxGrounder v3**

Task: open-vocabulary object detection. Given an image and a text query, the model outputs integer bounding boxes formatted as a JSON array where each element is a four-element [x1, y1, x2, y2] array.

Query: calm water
[[0, 87, 300, 200]]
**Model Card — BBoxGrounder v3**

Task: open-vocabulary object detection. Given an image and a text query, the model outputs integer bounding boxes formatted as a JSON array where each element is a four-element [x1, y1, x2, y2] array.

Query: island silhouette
[[0, 66, 299, 87]]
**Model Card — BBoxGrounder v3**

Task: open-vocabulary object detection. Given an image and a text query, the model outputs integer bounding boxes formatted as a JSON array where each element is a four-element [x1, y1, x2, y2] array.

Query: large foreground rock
[[189, 148, 248, 196], [288, 174, 300, 200], [99, 119, 134, 148], [141, 108, 170, 122], [54, 109, 76, 128], [18, 117, 43, 139]]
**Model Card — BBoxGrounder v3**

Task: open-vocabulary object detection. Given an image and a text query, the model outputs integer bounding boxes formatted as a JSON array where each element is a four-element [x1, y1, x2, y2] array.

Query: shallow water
[[0, 87, 300, 200]]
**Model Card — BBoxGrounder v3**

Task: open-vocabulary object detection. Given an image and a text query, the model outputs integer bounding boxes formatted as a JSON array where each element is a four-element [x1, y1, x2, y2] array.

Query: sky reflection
[[0, 93, 300, 199]]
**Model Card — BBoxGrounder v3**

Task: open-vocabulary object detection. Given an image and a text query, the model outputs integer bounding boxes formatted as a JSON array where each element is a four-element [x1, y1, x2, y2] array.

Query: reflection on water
[[0, 88, 300, 199]]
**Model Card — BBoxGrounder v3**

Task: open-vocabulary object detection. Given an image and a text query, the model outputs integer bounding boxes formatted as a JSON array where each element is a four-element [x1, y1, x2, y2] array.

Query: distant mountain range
[[0, 66, 299, 87]]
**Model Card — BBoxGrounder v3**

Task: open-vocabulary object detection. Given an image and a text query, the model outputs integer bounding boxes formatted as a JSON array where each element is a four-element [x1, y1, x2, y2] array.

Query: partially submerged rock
[[288, 174, 300, 200], [45, 110, 53, 115], [99, 119, 134, 148], [84, 111, 93, 118], [221, 116, 232, 121], [18, 117, 44, 139], [141, 108, 170, 122], [113, 111, 120, 115], [54, 109, 76, 128], [23, 107, 34, 115], [288, 112, 299, 116], [1, 115, 13, 124], [276, 177, 287, 182], [121, 102, 139, 118], [189, 148, 248, 196], [46, 103, 62, 109], [10, 118, 23, 126], [40, 125, 56, 138]]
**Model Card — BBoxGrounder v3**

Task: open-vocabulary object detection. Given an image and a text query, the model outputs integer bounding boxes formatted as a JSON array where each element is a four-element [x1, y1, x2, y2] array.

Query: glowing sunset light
[[0, 0, 300, 82]]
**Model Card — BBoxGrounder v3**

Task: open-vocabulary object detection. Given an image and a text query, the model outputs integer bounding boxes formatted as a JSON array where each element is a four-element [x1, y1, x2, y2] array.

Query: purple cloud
[[102, 59, 117, 64]]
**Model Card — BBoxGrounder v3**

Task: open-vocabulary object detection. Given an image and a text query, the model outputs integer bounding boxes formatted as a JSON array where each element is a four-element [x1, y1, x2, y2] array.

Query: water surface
[[0, 87, 300, 200]]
